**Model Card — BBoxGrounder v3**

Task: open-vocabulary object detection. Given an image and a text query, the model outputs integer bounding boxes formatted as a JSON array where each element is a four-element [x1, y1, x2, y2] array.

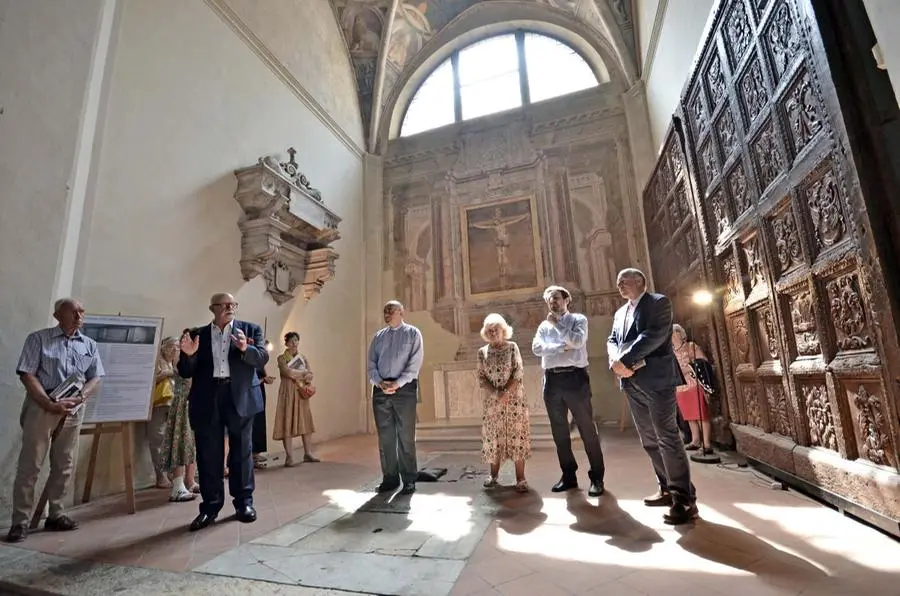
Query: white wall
[[0, 0, 111, 522], [0, 0, 367, 509], [640, 0, 716, 152], [863, 0, 900, 105]]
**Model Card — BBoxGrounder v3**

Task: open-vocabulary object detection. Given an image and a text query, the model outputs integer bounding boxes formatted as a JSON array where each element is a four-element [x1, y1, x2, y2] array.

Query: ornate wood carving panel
[[641, 0, 900, 512]]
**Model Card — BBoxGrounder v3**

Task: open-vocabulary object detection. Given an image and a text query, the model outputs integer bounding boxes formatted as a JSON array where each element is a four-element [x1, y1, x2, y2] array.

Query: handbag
[[687, 343, 718, 396], [299, 384, 316, 399], [152, 378, 174, 407]]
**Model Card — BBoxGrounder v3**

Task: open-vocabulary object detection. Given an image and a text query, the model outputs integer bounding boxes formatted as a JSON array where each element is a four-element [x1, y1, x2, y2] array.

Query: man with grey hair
[[367, 300, 424, 495], [607, 268, 698, 525], [6, 298, 105, 543], [532, 285, 606, 497]]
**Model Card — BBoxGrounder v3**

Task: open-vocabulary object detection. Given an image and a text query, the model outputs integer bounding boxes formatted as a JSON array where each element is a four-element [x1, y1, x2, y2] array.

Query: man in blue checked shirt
[[7, 298, 104, 543], [367, 300, 424, 495]]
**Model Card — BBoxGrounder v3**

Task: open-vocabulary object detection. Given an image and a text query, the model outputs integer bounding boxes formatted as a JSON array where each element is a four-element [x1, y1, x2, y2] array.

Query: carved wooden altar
[[641, 0, 900, 532], [233, 148, 342, 304]]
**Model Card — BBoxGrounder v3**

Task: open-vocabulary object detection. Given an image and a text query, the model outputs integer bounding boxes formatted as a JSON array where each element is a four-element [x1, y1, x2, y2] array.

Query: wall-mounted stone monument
[[233, 148, 342, 304]]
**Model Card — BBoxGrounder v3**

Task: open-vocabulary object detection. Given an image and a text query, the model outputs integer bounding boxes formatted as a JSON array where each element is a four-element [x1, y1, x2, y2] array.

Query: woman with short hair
[[672, 323, 712, 452], [477, 313, 531, 492]]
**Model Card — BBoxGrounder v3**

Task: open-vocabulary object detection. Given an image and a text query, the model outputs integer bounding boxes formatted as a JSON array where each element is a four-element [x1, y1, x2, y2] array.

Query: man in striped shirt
[[6, 298, 104, 543], [367, 300, 424, 495]]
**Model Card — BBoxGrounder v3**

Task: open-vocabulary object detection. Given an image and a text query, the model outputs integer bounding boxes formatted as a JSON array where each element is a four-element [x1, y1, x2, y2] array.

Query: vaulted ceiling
[[330, 0, 639, 151]]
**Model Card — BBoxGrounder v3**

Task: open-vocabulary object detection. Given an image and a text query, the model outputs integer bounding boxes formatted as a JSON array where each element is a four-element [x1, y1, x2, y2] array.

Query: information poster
[[80, 314, 163, 424]]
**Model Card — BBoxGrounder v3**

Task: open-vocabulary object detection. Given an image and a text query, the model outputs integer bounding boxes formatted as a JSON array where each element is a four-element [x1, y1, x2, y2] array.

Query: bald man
[[178, 293, 268, 531]]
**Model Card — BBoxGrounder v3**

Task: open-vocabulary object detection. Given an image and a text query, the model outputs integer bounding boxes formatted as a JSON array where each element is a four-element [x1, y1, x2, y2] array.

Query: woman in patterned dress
[[274, 332, 319, 466], [477, 313, 532, 493], [672, 324, 712, 452], [160, 334, 198, 502]]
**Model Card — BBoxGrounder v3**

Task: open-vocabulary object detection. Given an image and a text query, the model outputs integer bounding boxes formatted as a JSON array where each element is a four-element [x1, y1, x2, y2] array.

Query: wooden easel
[[29, 421, 136, 529]]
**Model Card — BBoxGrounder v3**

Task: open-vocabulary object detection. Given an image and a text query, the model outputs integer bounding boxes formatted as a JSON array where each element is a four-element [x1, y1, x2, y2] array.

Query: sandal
[[284, 457, 296, 468], [254, 460, 267, 470], [515, 480, 529, 493], [169, 488, 196, 502], [188, 483, 200, 494], [483, 476, 498, 488], [684, 443, 701, 451], [303, 454, 320, 463]]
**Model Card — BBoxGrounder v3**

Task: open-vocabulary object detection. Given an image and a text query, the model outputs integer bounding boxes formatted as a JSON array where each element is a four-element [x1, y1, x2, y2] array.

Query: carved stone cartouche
[[233, 149, 342, 305]]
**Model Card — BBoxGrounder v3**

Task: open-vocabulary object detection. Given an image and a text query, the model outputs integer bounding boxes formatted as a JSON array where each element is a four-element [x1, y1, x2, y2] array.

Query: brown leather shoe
[[664, 501, 699, 525], [643, 490, 673, 507], [6, 525, 26, 543]]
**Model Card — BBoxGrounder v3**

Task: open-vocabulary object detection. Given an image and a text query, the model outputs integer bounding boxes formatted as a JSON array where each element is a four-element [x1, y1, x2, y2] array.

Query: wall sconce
[[263, 317, 274, 352]]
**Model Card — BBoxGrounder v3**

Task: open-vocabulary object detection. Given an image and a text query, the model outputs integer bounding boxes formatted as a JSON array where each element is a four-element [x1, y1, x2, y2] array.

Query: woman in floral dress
[[160, 333, 198, 502], [477, 313, 532, 492]]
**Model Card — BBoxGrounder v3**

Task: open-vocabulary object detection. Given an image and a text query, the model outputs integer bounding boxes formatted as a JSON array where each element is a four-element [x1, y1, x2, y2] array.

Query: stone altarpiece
[[641, 0, 900, 528], [384, 87, 646, 426]]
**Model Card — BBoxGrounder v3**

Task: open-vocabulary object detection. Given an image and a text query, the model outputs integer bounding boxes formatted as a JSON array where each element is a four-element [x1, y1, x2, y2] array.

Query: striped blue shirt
[[367, 323, 424, 388], [16, 326, 105, 392]]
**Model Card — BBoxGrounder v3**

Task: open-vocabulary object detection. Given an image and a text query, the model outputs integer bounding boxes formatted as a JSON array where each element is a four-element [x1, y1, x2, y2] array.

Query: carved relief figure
[[786, 72, 822, 152], [807, 171, 844, 249], [767, 2, 802, 79], [854, 386, 889, 465], [691, 92, 709, 137], [743, 237, 766, 290], [790, 292, 820, 355], [741, 59, 768, 123], [826, 273, 872, 350], [725, 1, 753, 66], [762, 308, 779, 359], [729, 165, 753, 213], [706, 54, 726, 108], [772, 208, 802, 274], [464, 200, 538, 296], [386, 2, 432, 69], [766, 384, 792, 437], [700, 142, 717, 191], [731, 315, 751, 363], [711, 191, 730, 238], [716, 108, 738, 159], [743, 384, 762, 427], [723, 254, 743, 304], [803, 385, 837, 451]]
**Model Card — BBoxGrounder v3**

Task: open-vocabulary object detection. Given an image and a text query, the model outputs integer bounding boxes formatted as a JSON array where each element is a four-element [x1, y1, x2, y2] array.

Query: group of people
[[6, 265, 710, 543], [366, 269, 705, 526]]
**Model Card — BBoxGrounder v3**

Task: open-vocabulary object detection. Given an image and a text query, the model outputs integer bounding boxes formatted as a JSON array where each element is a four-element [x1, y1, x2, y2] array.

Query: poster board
[[80, 314, 163, 424]]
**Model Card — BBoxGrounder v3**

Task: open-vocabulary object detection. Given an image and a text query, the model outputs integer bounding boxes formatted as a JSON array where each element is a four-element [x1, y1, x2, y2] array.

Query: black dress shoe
[[643, 490, 673, 507], [236, 505, 257, 523], [377, 482, 400, 493], [400, 483, 416, 495], [588, 480, 605, 497], [189, 513, 217, 532], [663, 501, 699, 525], [5, 525, 26, 543], [551, 477, 578, 492]]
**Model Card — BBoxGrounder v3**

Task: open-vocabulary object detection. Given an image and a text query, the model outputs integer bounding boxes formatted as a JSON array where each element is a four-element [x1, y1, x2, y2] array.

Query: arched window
[[400, 31, 599, 137]]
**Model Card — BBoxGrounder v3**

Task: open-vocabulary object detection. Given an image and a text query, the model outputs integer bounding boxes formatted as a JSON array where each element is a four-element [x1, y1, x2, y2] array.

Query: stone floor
[[1, 431, 899, 595]]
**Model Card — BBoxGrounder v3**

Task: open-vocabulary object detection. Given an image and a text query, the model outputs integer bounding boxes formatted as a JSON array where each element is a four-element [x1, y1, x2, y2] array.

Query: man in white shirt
[[532, 285, 606, 497]]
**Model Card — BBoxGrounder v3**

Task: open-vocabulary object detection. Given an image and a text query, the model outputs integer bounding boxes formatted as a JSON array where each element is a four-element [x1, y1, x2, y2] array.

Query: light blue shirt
[[17, 326, 105, 392], [367, 323, 424, 388], [531, 312, 589, 369]]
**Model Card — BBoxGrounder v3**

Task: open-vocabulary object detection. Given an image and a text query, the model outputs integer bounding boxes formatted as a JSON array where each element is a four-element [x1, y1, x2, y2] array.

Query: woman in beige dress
[[274, 332, 319, 466], [477, 313, 531, 492]]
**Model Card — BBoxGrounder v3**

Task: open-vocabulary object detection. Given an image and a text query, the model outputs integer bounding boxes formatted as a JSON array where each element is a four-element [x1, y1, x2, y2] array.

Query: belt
[[546, 366, 583, 374], [214, 377, 231, 384]]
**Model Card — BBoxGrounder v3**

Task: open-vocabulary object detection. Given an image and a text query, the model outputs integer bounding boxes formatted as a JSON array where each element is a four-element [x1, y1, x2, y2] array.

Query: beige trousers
[[147, 405, 169, 476], [11, 398, 84, 528]]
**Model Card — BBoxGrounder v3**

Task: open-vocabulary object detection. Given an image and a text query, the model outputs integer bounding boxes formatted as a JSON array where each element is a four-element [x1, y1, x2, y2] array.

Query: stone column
[[363, 152, 384, 433], [622, 81, 655, 284]]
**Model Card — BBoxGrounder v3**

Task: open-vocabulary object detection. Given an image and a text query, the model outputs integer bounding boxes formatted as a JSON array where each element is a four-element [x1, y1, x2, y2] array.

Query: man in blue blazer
[[607, 268, 698, 525], [178, 292, 268, 531]]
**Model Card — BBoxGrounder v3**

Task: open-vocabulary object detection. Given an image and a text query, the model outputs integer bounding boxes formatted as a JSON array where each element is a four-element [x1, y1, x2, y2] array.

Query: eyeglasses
[[211, 302, 239, 309]]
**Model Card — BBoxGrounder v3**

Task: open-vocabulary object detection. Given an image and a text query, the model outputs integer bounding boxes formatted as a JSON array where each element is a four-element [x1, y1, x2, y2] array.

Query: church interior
[[2, 0, 900, 594]]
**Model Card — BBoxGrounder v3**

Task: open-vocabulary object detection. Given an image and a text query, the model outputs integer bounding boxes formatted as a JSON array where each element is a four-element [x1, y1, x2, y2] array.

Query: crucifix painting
[[462, 198, 542, 298]]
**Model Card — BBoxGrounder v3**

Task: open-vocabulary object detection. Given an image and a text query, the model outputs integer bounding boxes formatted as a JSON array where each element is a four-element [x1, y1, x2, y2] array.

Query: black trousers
[[193, 382, 255, 516], [543, 367, 606, 481], [252, 385, 267, 454]]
